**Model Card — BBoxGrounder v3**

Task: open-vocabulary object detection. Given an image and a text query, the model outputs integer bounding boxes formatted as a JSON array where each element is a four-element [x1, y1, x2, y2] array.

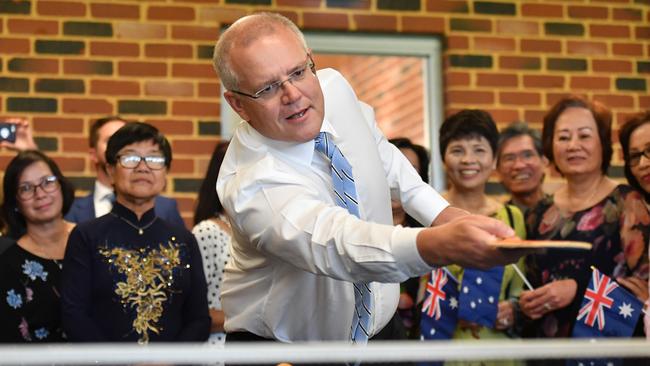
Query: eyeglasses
[[499, 150, 539, 167], [17, 175, 59, 201], [117, 155, 166, 170], [231, 56, 316, 101], [628, 147, 650, 167]]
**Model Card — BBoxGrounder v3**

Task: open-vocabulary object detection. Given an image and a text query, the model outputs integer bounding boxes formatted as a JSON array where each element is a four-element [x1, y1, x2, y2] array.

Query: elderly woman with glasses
[[618, 110, 650, 338], [0, 150, 75, 342], [62, 122, 210, 343]]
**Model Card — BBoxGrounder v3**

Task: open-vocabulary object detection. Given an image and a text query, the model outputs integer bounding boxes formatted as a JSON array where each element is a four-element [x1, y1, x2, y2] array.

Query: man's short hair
[[105, 122, 172, 170], [213, 12, 308, 91], [497, 122, 543, 162], [89, 115, 128, 148]]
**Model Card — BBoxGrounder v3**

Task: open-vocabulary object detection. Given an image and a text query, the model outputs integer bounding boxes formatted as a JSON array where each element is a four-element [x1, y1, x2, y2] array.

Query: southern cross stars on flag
[[458, 266, 504, 328], [420, 268, 459, 341]]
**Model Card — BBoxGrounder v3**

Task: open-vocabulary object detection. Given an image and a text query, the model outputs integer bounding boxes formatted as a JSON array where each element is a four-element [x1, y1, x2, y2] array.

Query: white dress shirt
[[217, 68, 448, 342], [92, 181, 114, 218]]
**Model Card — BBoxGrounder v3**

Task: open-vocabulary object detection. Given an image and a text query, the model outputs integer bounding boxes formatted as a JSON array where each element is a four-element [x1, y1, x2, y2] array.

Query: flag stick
[[511, 263, 534, 291]]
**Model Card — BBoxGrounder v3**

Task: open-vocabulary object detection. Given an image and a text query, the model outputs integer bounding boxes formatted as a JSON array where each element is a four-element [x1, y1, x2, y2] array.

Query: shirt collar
[[243, 118, 339, 168], [94, 180, 114, 201]]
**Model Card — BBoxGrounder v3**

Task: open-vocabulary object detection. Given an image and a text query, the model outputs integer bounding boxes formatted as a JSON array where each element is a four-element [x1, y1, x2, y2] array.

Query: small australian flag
[[458, 266, 504, 328], [420, 267, 459, 341]]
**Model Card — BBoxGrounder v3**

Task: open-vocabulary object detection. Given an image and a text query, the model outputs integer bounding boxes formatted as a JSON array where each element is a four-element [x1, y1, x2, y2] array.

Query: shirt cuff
[[391, 226, 431, 277]]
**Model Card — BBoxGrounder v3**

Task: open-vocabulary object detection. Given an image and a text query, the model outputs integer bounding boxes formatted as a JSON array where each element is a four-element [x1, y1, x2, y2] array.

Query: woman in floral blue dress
[[0, 150, 75, 342], [520, 96, 650, 340]]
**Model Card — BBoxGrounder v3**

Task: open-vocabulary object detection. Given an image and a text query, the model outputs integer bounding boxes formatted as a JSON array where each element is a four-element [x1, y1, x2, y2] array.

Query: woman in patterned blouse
[[0, 150, 76, 342], [520, 96, 650, 340], [192, 141, 231, 345]]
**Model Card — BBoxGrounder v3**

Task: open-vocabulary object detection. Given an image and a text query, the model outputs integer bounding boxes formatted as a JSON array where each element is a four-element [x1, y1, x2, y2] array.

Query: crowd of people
[[0, 10, 649, 366]]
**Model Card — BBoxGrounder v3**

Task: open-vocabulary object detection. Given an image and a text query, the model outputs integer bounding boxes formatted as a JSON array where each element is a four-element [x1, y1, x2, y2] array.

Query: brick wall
[[1, 0, 648, 225]]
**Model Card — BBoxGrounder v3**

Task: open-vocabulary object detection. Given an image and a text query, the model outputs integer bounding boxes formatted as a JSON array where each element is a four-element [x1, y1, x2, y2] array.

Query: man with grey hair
[[214, 12, 526, 343], [496, 122, 549, 215]]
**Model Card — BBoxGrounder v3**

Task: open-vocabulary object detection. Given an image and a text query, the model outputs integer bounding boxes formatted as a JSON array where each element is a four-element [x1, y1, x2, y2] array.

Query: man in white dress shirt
[[213, 12, 526, 342]]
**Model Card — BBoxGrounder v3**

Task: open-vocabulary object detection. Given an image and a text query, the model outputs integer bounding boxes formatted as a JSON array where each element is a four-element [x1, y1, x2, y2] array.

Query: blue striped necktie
[[314, 132, 372, 343]]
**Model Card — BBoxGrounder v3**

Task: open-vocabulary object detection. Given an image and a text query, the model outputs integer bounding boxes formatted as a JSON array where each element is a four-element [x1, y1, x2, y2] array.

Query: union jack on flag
[[422, 268, 448, 320], [576, 268, 618, 331]]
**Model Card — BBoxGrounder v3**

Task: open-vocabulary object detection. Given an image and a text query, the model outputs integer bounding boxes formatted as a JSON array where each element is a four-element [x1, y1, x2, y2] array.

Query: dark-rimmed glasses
[[628, 147, 650, 167], [230, 55, 316, 101], [117, 155, 166, 170], [17, 175, 59, 201]]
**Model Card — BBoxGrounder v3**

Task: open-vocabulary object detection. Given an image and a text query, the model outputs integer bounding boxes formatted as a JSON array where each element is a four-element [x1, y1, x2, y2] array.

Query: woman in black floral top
[[0, 151, 75, 342], [520, 96, 650, 339]]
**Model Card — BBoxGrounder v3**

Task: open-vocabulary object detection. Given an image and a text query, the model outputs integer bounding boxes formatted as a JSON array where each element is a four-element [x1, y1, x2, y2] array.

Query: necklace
[[111, 213, 158, 235]]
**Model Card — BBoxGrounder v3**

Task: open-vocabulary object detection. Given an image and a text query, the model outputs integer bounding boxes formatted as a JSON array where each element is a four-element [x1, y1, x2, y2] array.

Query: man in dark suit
[[65, 116, 185, 228]]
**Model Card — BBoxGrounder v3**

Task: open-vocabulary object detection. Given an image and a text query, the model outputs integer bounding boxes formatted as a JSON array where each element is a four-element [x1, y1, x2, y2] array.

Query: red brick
[[145, 81, 194, 97], [590, 24, 630, 38], [0, 37, 30, 54], [566, 41, 608, 56], [37, 0, 86, 16], [477, 73, 518, 87], [446, 90, 494, 104], [172, 139, 218, 154], [401, 16, 444, 34], [148, 6, 195, 21], [114, 22, 166, 39], [523, 75, 565, 88], [8, 19, 58, 35], [63, 98, 113, 114], [521, 39, 562, 53], [146, 119, 194, 135], [33, 117, 84, 133], [175, 196, 196, 213], [640, 96, 650, 109], [90, 80, 140, 95], [568, 5, 608, 19], [499, 56, 541, 70], [353, 15, 396, 32], [169, 158, 194, 174], [118, 61, 167, 77], [53, 157, 86, 172], [447, 35, 469, 50], [612, 43, 644, 57], [524, 110, 546, 125], [90, 41, 139, 57], [486, 109, 520, 123], [593, 94, 635, 108], [496, 20, 539, 35], [172, 63, 215, 79], [637, 26, 650, 39], [426, 0, 468, 12], [199, 82, 220, 97], [171, 25, 218, 41], [277, 0, 320, 6], [91, 3, 140, 19], [274, 11, 299, 25], [445, 72, 470, 87], [500, 92, 541, 106], [10, 57, 58, 73], [198, 7, 248, 24], [145, 43, 192, 58], [613, 8, 643, 21], [61, 137, 88, 153], [63, 60, 112, 75], [571, 76, 611, 90], [303, 12, 349, 31], [522, 4, 563, 18], [592, 59, 632, 73], [474, 37, 515, 52], [172, 101, 219, 117]]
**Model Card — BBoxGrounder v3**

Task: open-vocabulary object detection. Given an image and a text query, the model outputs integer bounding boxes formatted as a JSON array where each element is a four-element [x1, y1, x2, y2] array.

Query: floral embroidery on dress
[[19, 317, 31, 341], [34, 327, 49, 340], [22, 260, 48, 281], [6, 289, 23, 309], [100, 241, 184, 344]]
